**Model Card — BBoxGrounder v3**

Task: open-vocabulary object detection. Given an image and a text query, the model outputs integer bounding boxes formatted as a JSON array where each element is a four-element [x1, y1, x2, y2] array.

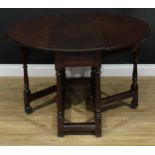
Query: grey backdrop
[[0, 8, 154, 64]]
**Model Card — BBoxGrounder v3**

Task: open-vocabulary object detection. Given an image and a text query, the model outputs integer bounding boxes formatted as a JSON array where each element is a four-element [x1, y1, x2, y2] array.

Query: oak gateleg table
[[6, 13, 150, 137]]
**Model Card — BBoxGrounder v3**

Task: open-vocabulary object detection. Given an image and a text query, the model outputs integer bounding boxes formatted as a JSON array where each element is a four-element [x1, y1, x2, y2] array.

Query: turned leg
[[94, 67, 102, 137], [62, 68, 68, 109], [56, 68, 65, 137], [21, 47, 32, 114], [90, 67, 95, 110], [131, 47, 139, 109]]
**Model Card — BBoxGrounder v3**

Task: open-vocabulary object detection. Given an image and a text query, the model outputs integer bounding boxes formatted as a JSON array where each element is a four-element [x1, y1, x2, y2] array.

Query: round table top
[[7, 13, 150, 52]]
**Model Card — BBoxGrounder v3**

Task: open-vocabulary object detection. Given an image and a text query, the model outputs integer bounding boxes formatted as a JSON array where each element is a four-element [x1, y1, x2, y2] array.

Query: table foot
[[95, 132, 102, 137], [25, 106, 33, 114], [130, 102, 138, 109], [58, 127, 64, 137], [130, 86, 138, 109], [23, 89, 31, 114]]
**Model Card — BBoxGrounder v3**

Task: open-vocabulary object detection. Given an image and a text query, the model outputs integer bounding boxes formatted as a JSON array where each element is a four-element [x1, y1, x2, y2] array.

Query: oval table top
[[6, 13, 150, 52]]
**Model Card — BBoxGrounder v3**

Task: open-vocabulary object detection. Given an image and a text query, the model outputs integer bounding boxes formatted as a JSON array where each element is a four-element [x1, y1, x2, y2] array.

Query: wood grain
[[0, 77, 155, 145], [7, 13, 150, 52]]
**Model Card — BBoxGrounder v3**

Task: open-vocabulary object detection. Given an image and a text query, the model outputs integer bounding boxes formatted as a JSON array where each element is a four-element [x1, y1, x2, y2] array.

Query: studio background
[[0, 8, 154, 64]]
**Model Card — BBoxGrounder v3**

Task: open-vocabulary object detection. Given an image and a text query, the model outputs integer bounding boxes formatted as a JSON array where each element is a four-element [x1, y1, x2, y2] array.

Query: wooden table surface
[[7, 13, 150, 52]]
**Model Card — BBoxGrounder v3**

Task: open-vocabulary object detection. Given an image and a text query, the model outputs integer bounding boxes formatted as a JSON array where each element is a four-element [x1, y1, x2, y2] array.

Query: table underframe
[[21, 46, 139, 137]]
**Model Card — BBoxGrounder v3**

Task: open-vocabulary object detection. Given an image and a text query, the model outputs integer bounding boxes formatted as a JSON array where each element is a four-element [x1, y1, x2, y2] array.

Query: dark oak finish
[[21, 47, 32, 114], [6, 13, 150, 137], [55, 51, 102, 136], [131, 46, 139, 109], [101, 90, 134, 107], [56, 68, 65, 137], [7, 13, 150, 52]]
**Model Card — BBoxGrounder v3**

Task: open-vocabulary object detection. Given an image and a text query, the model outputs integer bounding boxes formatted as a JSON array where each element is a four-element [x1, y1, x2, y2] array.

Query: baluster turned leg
[[94, 67, 102, 137], [131, 47, 139, 109], [21, 47, 32, 114], [62, 68, 68, 109], [90, 67, 95, 110], [56, 68, 65, 137]]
